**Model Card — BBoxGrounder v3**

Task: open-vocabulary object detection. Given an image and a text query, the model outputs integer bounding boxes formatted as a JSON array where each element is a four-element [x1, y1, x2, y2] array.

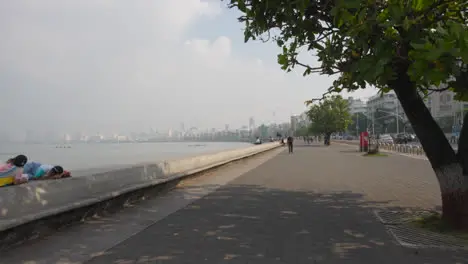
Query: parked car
[[393, 133, 415, 144], [378, 134, 394, 144]]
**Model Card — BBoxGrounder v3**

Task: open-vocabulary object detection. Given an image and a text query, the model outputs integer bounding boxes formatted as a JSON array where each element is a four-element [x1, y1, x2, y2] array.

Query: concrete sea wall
[[0, 142, 281, 250]]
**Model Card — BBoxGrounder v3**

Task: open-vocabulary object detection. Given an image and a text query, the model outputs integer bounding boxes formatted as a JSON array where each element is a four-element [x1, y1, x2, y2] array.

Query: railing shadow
[[1, 177, 460, 264], [71, 184, 458, 264]]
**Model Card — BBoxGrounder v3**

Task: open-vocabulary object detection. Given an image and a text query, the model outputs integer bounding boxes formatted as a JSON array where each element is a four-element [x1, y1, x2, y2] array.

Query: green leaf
[[276, 39, 284, 47], [388, 4, 403, 20], [410, 40, 428, 50], [453, 91, 468, 102], [411, 0, 425, 11], [237, 0, 247, 12], [277, 54, 288, 65], [402, 17, 411, 31], [244, 30, 252, 43]]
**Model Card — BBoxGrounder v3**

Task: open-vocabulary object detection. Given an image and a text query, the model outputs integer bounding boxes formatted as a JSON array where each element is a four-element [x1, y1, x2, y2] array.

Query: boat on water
[[188, 144, 207, 147], [55, 145, 72, 148]]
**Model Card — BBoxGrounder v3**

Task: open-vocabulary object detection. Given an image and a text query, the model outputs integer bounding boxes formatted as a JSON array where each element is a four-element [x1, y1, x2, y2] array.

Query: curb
[[0, 145, 281, 252]]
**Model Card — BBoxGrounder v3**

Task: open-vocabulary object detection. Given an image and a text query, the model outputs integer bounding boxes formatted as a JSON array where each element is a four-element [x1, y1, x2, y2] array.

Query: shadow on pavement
[[295, 144, 327, 148], [83, 184, 458, 264], [339, 149, 360, 153]]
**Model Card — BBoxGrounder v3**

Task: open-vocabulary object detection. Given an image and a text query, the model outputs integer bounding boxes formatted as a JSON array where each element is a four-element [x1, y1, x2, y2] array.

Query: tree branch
[[292, 59, 340, 75], [426, 86, 451, 92], [305, 90, 334, 105], [291, 59, 321, 71], [315, 30, 338, 43]]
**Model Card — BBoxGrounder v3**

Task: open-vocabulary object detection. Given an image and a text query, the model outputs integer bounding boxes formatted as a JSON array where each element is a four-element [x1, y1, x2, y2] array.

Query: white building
[[63, 133, 72, 142], [428, 90, 467, 123], [347, 97, 367, 114], [248, 117, 255, 132], [365, 88, 468, 135], [366, 92, 399, 113], [366, 92, 407, 121], [290, 115, 299, 133], [365, 91, 407, 134]]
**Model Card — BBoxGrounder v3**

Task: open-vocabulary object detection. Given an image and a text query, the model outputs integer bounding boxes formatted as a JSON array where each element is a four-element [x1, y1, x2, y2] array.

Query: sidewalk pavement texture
[[16, 143, 468, 263], [85, 143, 467, 264]]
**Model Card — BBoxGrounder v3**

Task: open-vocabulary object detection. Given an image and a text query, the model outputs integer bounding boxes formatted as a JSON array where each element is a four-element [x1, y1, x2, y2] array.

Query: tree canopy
[[294, 125, 310, 137], [225, 0, 468, 99], [307, 95, 352, 135]]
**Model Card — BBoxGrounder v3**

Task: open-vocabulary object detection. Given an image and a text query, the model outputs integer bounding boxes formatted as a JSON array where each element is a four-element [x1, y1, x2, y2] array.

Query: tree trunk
[[324, 133, 331, 145], [442, 112, 468, 229], [458, 112, 468, 175], [389, 68, 468, 229]]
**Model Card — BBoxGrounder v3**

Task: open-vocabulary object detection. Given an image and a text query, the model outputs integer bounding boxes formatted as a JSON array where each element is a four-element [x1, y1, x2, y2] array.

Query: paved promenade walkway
[[83, 143, 464, 264]]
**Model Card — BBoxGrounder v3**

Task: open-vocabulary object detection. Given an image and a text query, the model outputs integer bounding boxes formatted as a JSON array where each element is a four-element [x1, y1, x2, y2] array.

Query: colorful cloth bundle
[[0, 165, 18, 187]]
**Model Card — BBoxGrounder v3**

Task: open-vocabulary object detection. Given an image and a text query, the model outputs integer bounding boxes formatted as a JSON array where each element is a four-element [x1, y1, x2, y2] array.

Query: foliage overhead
[[225, 0, 468, 100], [294, 125, 310, 137], [307, 95, 352, 134]]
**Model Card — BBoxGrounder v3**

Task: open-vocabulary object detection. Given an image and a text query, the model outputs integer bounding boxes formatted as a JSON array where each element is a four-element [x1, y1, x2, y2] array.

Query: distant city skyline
[[2, 85, 466, 143], [0, 115, 294, 143]]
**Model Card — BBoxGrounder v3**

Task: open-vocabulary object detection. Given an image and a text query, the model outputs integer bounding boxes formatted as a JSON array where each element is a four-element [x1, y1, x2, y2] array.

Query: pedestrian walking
[[287, 136, 294, 153]]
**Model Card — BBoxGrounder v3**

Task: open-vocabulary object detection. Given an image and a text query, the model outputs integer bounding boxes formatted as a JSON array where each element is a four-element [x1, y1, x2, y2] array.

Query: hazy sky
[[0, 0, 377, 137]]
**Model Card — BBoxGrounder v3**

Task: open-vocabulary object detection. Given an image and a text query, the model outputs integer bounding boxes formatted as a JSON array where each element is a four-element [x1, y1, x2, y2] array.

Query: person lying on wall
[[23, 162, 71, 181]]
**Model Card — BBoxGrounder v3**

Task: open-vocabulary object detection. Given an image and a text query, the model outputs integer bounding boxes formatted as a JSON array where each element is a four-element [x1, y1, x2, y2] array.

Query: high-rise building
[[290, 115, 299, 133], [425, 89, 467, 135], [347, 97, 367, 115], [249, 117, 255, 131], [366, 92, 399, 113], [63, 133, 72, 142], [428, 90, 467, 121]]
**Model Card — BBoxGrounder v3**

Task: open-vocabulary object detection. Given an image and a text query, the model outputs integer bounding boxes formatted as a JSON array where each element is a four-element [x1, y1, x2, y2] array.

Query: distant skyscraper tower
[[225, 124, 229, 131], [181, 123, 185, 132], [64, 133, 71, 142], [249, 117, 255, 131]]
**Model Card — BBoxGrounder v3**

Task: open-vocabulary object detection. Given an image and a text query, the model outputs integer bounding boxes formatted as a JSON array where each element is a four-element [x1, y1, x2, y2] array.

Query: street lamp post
[[372, 107, 375, 135], [461, 102, 465, 125], [376, 108, 406, 134], [355, 112, 374, 134], [356, 113, 359, 138], [396, 105, 399, 134]]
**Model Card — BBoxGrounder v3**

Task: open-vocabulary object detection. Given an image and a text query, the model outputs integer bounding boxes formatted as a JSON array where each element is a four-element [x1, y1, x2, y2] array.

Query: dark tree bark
[[389, 65, 468, 229], [324, 132, 331, 145], [458, 113, 468, 175]]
